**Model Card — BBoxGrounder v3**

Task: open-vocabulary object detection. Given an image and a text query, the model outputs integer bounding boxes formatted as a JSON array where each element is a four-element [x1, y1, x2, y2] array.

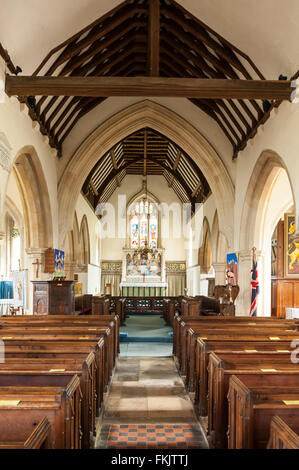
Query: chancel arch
[[58, 100, 235, 251]]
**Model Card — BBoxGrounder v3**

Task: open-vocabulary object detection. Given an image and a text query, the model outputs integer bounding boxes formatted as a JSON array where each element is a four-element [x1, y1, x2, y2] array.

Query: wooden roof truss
[[82, 127, 211, 209], [7, 0, 285, 159]]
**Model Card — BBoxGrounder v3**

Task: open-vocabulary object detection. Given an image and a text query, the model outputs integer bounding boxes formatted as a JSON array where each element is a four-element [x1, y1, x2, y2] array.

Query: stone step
[[103, 395, 196, 421], [110, 381, 185, 397]]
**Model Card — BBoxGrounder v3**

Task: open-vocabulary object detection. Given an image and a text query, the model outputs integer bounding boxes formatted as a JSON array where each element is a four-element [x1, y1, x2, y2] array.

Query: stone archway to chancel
[[58, 100, 235, 253], [238, 150, 295, 317]]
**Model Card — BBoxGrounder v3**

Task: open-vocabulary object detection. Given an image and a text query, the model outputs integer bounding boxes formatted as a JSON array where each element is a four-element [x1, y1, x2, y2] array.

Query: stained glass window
[[130, 215, 139, 248], [140, 214, 147, 247], [129, 198, 158, 248], [149, 215, 158, 249]]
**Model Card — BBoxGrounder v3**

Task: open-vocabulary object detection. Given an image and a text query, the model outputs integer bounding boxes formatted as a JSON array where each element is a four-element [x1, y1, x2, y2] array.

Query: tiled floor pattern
[[97, 424, 204, 449], [96, 357, 207, 449]]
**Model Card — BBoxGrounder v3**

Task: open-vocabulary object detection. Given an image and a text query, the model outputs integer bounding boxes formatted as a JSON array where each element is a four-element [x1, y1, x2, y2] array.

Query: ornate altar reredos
[[120, 248, 167, 296]]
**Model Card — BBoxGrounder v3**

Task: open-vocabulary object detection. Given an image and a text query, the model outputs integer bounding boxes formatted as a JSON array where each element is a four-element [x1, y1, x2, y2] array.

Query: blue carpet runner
[[120, 312, 173, 343]]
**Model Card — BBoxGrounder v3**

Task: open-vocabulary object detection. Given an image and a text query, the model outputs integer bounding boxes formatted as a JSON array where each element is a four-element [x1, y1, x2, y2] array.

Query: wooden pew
[[109, 297, 126, 326], [194, 338, 294, 416], [163, 297, 179, 326], [0, 313, 119, 361], [181, 324, 298, 384], [208, 353, 299, 448], [0, 314, 119, 369], [3, 343, 105, 416], [0, 376, 81, 449], [181, 296, 220, 317], [1, 336, 106, 400], [0, 325, 113, 391], [173, 315, 296, 368], [0, 356, 95, 449], [92, 295, 110, 315], [0, 417, 51, 449], [75, 295, 92, 315], [228, 374, 299, 449], [0, 335, 105, 436], [267, 415, 299, 449], [185, 323, 298, 391], [0, 316, 119, 447]]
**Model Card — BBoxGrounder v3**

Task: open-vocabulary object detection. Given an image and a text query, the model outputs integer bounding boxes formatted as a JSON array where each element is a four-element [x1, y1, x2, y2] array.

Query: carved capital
[[212, 262, 227, 270], [25, 247, 47, 257]]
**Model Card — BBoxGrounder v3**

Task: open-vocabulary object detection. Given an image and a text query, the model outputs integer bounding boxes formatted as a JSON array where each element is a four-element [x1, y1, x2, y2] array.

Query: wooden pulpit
[[32, 280, 75, 315]]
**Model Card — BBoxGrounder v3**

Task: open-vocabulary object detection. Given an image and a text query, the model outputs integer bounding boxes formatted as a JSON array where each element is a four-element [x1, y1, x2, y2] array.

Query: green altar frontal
[[121, 285, 167, 297]]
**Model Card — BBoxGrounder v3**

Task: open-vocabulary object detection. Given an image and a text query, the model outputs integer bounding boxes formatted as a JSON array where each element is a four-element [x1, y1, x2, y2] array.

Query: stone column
[[235, 250, 252, 316], [121, 248, 129, 282], [0, 232, 5, 276], [161, 248, 166, 283], [64, 261, 77, 281], [25, 248, 48, 314], [213, 262, 227, 286]]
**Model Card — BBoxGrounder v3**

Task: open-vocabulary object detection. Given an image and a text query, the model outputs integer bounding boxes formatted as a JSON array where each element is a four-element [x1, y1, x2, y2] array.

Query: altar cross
[[32, 258, 42, 279]]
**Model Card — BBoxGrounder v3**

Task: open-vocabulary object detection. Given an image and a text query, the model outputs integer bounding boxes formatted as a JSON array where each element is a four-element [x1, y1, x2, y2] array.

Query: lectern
[[32, 280, 75, 315]]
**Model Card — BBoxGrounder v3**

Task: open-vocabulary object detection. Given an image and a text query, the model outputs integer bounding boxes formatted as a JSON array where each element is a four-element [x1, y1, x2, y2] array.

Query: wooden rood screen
[[174, 313, 299, 449], [0, 314, 119, 449]]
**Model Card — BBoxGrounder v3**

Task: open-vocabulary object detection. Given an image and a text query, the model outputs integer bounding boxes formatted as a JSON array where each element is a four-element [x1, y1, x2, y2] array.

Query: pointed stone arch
[[198, 217, 212, 273], [58, 100, 235, 249], [238, 149, 295, 316], [79, 215, 90, 266], [72, 211, 80, 264], [12, 146, 53, 249], [239, 150, 295, 251]]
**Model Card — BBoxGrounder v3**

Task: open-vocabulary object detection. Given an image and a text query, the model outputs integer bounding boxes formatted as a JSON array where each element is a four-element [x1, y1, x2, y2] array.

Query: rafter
[[110, 147, 121, 187], [143, 129, 147, 176], [168, 149, 181, 188], [147, 0, 160, 76]]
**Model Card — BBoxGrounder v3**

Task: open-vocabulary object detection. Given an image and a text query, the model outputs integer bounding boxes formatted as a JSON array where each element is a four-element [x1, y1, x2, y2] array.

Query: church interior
[[0, 0, 299, 451]]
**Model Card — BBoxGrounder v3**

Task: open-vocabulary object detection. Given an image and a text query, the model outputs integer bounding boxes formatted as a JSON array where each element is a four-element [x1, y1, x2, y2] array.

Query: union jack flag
[[250, 248, 259, 316]]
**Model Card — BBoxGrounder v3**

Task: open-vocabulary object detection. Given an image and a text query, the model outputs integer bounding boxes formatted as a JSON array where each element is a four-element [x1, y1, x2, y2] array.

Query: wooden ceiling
[[82, 127, 211, 209], [10, 0, 282, 159]]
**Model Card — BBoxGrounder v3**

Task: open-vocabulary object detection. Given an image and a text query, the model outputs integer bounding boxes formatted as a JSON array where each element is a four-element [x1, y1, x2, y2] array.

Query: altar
[[120, 247, 167, 297], [120, 282, 167, 297]]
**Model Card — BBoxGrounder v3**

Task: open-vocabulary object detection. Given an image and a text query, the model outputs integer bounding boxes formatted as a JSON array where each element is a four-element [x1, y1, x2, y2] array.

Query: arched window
[[129, 198, 158, 249]]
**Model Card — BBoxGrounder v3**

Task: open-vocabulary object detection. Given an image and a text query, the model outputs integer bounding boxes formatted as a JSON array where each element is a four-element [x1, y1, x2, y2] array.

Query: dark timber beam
[[168, 149, 181, 188], [5, 76, 294, 100], [147, 0, 160, 76], [110, 147, 121, 187], [143, 129, 147, 176]]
